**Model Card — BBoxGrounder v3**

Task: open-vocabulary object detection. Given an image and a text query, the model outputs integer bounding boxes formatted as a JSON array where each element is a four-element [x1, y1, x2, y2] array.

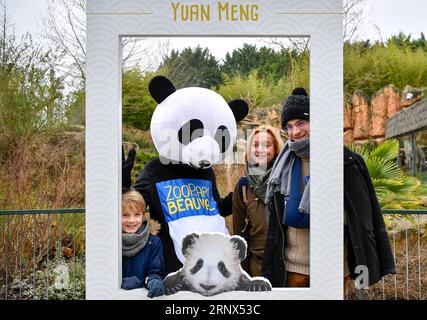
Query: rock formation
[[352, 90, 371, 142], [370, 85, 401, 138], [344, 84, 423, 145]]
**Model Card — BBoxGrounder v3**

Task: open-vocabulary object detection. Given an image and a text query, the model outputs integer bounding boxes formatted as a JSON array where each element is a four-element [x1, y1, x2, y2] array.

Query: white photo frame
[[86, 0, 343, 300]]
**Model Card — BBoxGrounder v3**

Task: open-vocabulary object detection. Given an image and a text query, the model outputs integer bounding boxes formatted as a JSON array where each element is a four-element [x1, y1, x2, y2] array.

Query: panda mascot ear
[[182, 233, 199, 256], [228, 99, 249, 122], [230, 236, 247, 261], [149, 75, 176, 103]]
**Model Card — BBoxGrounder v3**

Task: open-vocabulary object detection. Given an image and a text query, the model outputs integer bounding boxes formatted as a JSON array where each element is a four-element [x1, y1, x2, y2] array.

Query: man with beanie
[[262, 88, 311, 287], [262, 88, 396, 289]]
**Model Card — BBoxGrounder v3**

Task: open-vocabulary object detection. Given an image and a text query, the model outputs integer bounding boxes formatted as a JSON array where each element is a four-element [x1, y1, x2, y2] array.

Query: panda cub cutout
[[164, 233, 272, 296]]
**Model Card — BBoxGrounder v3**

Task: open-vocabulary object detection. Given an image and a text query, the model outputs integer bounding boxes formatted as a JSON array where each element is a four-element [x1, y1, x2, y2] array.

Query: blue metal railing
[[0, 209, 85, 215]]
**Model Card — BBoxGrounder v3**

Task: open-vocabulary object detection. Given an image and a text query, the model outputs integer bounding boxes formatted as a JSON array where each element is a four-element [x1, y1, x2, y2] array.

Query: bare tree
[[264, 0, 367, 52], [42, 0, 159, 88], [343, 0, 367, 42], [0, 1, 30, 71], [261, 37, 309, 54], [42, 0, 86, 87], [0, 1, 12, 68]]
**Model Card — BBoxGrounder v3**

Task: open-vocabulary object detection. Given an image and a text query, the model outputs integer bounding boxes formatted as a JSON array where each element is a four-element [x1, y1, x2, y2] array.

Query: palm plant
[[348, 139, 424, 209]]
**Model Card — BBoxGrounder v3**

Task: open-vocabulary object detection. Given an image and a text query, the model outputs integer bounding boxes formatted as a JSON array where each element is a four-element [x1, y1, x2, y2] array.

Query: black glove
[[147, 278, 165, 298], [121, 276, 142, 290], [122, 145, 136, 191]]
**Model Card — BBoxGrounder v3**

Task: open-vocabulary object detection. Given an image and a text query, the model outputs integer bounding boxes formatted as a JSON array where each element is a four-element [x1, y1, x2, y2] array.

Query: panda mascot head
[[163, 232, 272, 296], [149, 76, 249, 169]]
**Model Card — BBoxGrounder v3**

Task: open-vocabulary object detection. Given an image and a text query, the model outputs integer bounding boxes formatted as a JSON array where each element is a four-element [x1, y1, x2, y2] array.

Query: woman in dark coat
[[232, 125, 283, 277]]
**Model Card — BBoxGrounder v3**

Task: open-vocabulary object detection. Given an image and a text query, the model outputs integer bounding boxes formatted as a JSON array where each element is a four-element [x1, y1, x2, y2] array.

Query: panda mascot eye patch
[[214, 125, 231, 154], [163, 232, 272, 296], [177, 119, 204, 145]]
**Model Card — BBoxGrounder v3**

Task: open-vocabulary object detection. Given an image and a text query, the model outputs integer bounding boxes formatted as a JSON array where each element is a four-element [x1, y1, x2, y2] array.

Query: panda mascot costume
[[132, 76, 249, 274]]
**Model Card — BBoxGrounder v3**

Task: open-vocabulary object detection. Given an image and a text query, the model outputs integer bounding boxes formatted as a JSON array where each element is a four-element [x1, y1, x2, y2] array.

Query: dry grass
[[213, 163, 246, 232], [0, 214, 85, 287], [0, 133, 85, 298], [0, 134, 85, 210], [123, 126, 154, 151]]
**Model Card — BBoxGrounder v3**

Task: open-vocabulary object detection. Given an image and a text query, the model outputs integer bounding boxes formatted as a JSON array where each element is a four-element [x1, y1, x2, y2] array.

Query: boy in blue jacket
[[121, 189, 165, 298]]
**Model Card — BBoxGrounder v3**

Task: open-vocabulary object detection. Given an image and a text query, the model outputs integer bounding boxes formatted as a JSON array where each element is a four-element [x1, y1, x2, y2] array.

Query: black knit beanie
[[281, 87, 309, 129]]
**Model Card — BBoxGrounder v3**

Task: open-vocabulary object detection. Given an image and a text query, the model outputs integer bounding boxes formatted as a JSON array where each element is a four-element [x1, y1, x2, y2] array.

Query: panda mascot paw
[[163, 232, 272, 296]]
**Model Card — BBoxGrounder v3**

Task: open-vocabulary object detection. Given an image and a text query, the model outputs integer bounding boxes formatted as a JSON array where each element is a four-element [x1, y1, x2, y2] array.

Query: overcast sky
[[4, 0, 427, 61], [364, 0, 426, 41]]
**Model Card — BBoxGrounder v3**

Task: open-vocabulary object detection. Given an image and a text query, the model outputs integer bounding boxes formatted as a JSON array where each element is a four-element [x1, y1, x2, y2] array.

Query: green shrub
[[348, 139, 424, 209], [122, 70, 159, 130], [344, 40, 427, 96], [134, 150, 159, 171], [217, 71, 280, 110]]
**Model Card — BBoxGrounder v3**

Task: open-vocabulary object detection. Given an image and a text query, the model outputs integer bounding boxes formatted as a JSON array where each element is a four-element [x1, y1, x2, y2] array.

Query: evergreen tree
[[122, 69, 158, 130], [387, 32, 427, 51], [159, 46, 222, 89], [221, 43, 295, 83]]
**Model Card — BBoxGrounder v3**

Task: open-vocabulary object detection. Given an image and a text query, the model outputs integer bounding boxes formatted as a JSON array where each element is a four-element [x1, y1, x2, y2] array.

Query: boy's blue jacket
[[122, 220, 165, 289]]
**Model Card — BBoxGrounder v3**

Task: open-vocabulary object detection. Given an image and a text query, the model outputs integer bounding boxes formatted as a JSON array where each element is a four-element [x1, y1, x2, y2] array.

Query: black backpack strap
[[238, 176, 249, 206], [237, 176, 250, 237]]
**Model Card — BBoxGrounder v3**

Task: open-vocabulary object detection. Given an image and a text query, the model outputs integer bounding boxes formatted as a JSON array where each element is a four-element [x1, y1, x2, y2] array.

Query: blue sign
[[156, 179, 220, 223]]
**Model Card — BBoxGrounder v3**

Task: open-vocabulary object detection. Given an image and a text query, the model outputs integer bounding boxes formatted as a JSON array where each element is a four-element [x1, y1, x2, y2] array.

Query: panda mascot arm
[[132, 161, 154, 210], [164, 233, 271, 296], [210, 170, 233, 217]]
